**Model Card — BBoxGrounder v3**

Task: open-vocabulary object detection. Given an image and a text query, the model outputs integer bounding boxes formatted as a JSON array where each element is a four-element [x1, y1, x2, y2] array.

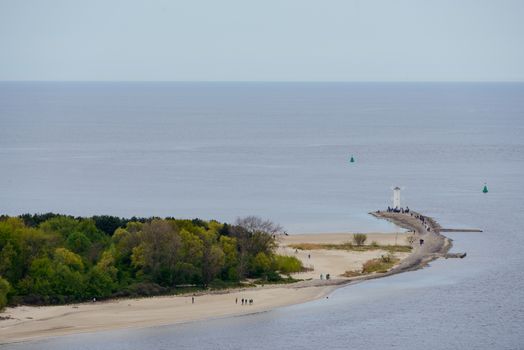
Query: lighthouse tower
[[393, 187, 401, 209]]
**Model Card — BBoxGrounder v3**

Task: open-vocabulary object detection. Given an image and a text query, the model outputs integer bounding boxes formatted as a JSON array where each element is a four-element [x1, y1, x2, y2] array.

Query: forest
[[0, 214, 303, 309]]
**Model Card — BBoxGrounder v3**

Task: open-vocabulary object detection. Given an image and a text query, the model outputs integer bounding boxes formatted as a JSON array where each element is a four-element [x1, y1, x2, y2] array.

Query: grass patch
[[289, 242, 411, 253], [342, 254, 401, 277], [361, 254, 399, 274]]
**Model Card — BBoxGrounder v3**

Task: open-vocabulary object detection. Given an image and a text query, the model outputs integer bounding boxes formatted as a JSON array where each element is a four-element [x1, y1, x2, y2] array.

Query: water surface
[[1, 82, 523, 349]]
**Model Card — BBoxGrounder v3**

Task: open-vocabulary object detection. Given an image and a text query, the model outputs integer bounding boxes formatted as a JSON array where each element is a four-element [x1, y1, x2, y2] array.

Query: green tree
[[175, 229, 204, 285], [0, 214, 293, 304], [66, 231, 91, 254], [87, 267, 115, 298], [20, 248, 86, 303], [131, 220, 181, 286], [39, 216, 79, 238], [87, 249, 119, 297], [54, 247, 84, 271], [202, 245, 225, 288], [178, 229, 204, 266], [0, 242, 16, 280], [92, 215, 126, 235], [219, 236, 238, 281], [0, 276, 10, 310], [173, 262, 201, 285]]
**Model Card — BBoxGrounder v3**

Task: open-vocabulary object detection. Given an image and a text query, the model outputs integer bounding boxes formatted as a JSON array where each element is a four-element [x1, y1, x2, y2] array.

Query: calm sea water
[[1, 82, 523, 349]]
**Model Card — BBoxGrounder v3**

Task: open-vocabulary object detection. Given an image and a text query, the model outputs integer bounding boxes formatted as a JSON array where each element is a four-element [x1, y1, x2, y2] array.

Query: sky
[[0, 0, 523, 81]]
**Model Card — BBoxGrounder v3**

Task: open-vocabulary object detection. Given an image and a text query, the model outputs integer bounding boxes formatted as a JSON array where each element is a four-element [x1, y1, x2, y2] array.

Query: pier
[[440, 228, 483, 233]]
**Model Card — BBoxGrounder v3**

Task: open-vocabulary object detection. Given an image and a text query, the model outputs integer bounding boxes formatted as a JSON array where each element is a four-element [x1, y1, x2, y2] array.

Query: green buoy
[[350, 156, 355, 163], [482, 183, 488, 193]]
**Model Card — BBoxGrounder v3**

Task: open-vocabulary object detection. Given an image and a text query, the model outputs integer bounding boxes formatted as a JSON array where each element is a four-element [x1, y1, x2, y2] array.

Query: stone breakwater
[[370, 210, 454, 274], [290, 210, 455, 289]]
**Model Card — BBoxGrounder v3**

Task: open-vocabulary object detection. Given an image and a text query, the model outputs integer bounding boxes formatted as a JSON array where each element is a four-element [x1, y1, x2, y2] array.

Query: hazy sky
[[0, 0, 523, 81]]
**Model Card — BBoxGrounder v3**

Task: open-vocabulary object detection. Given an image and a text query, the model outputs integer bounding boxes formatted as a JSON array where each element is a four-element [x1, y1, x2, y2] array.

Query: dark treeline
[[0, 214, 302, 309]]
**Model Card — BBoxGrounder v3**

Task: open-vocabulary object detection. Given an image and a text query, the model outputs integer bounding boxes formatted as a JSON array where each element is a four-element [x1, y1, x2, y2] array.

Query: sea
[[1, 82, 523, 349]]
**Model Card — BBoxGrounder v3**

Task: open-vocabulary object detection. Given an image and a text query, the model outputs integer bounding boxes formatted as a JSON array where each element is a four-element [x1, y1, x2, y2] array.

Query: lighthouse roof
[[393, 186, 401, 190]]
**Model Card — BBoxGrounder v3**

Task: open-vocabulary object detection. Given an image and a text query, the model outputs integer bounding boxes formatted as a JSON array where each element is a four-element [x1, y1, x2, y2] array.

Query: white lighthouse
[[393, 187, 401, 209]]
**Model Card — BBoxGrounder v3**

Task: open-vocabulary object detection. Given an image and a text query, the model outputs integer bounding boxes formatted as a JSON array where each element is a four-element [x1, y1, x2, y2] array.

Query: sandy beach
[[0, 283, 335, 344], [278, 232, 411, 279], [0, 216, 449, 345]]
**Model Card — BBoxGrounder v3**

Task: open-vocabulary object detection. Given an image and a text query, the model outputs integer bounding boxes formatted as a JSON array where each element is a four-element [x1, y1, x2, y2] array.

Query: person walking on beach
[[192, 296, 194, 304], [236, 297, 238, 304], [241, 298, 244, 305]]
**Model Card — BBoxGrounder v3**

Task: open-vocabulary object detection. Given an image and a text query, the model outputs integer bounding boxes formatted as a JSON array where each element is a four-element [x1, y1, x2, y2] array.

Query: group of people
[[383, 207, 435, 234], [411, 213, 434, 233], [236, 297, 254, 305], [320, 273, 330, 280], [386, 206, 410, 213]]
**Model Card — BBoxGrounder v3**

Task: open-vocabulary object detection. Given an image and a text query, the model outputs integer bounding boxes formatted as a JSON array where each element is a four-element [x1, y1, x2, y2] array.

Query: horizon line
[[1, 80, 523, 84]]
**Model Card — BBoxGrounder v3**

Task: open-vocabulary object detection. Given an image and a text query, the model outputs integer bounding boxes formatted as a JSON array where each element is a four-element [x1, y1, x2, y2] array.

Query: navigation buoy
[[482, 183, 488, 193], [349, 156, 355, 163]]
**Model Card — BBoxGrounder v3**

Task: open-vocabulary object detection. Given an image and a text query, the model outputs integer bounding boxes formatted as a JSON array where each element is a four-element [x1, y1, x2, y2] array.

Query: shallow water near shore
[[1, 82, 524, 349]]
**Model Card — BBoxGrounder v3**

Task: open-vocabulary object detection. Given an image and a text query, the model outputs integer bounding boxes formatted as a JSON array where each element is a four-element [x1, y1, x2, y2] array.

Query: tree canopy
[[0, 214, 302, 308]]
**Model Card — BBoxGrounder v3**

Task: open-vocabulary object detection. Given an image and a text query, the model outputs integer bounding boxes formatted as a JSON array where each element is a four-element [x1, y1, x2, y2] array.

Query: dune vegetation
[[288, 242, 411, 253]]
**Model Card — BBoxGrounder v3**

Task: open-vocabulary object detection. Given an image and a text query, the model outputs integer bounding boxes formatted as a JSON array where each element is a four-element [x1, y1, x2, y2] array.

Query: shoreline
[[0, 211, 453, 345]]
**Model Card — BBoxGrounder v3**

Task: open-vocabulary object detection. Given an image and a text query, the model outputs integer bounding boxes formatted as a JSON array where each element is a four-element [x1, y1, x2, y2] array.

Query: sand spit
[[0, 212, 453, 344]]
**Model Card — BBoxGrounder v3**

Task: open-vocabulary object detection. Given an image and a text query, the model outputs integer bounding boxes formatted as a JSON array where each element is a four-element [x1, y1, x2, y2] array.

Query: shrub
[[265, 270, 282, 282], [252, 252, 272, 276], [209, 278, 228, 289], [353, 233, 367, 246], [273, 255, 303, 274], [370, 241, 379, 248], [380, 254, 392, 263]]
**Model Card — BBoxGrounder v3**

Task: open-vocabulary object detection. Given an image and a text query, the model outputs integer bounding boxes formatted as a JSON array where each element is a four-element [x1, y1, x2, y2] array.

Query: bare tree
[[235, 216, 284, 237], [231, 216, 284, 278]]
